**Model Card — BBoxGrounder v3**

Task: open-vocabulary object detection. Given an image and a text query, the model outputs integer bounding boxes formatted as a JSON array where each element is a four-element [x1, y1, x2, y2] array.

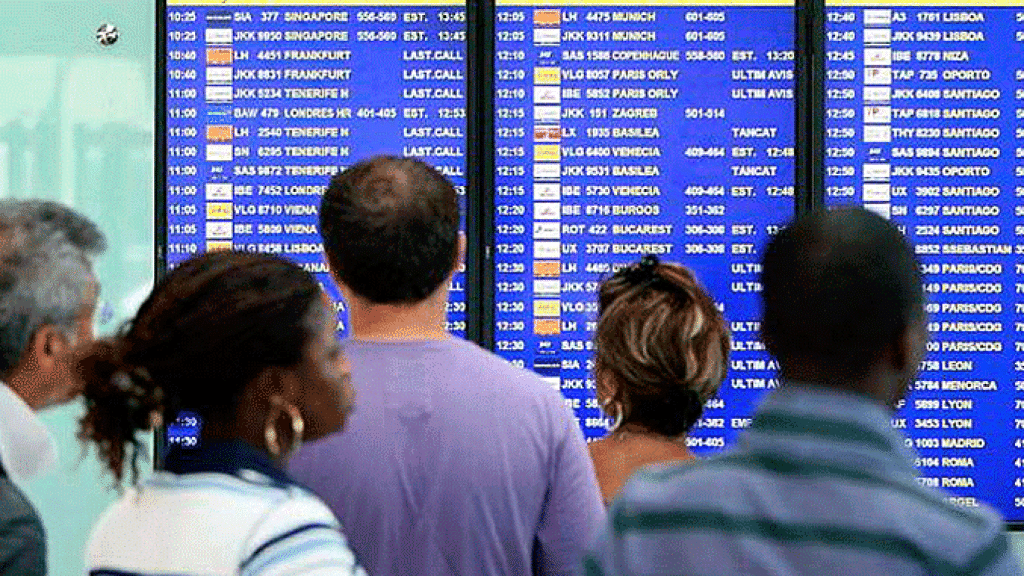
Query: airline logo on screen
[[533, 9, 560, 45], [206, 47, 232, 66], [534, 67, 560, 85], [206, 125, 232, 142], [860, 9, 894, 220], [529, 9, 564, 391], [534, 144, 560, 162], [534, 126, 560, 143], [199, 11, 237, 254]]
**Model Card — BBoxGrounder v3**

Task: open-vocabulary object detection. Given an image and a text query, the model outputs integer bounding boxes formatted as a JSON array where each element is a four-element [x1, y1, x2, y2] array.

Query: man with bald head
[[587, 207, 1018, 576], [290, 156, 604, 576]]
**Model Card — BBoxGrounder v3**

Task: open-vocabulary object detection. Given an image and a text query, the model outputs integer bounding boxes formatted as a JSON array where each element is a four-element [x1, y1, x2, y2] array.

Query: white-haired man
[[0, 200, 106, 574]]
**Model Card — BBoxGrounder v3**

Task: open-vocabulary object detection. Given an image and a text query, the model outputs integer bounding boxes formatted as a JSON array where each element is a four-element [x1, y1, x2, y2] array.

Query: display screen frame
[[153, 0, 480, 462], [153, 0, 1024, 531]]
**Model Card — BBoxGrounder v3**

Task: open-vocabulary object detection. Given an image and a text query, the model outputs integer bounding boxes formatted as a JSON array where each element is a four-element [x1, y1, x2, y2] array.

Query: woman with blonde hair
[[588, 255, 730, 505]]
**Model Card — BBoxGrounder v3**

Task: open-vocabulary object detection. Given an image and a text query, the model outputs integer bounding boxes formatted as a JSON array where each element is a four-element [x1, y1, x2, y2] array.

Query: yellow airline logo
[[206, 202, 233, 220], [533, 67, 560, 85], [534, 299, 560, 317], [534, 144, 560, 162], [205, 241, 233, 252]]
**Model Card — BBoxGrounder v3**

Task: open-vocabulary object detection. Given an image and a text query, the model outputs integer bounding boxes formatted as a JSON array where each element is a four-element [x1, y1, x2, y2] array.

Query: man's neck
[[779, 363, 900, 409], [3, 370, 44, 411], [346, 292, 450, 342]]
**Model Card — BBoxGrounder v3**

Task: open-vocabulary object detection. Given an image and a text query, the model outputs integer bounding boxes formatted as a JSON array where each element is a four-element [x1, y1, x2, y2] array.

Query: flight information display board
[[162, 0, 467, 447], [825, 1, 1024, 520], [492, 0, 795, 446]]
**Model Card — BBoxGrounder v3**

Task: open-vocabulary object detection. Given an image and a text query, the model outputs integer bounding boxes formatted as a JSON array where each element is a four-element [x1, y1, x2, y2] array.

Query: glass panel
[[0, 1, 155, 573]]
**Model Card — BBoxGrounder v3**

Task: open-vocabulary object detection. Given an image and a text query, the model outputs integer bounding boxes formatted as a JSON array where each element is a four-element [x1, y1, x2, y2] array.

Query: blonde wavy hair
[[594, 257, 729, 437]]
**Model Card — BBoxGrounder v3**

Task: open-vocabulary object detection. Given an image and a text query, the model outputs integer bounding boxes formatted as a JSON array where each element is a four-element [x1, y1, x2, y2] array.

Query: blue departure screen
[[163, 0, 467, 447], [825, 3, 1024, 520], [492, 1, 795, 447], [166, 411, 202, 448]]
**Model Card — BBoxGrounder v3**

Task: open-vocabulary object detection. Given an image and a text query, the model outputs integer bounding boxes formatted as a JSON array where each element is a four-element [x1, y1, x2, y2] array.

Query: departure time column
[[166, 8, 205, 265], [493, 5, 534, 375]]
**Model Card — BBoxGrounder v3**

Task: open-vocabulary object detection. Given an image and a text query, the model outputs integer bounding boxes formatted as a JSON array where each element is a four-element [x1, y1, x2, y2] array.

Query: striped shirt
[[586, 383, 1020, 576], [85, 440, 367, 576]]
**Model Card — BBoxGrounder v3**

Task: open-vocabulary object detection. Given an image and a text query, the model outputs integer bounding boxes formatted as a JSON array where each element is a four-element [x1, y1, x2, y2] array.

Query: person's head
[[594, 256, 730, 438], [320, 155, 461, 305], [0, 200, 106, 409], [760, 207, 927, 405], [78, 251, 354, 483]]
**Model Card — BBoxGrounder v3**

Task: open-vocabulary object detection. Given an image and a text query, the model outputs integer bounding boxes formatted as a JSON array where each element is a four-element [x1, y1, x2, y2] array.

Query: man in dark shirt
[[587, 207, 1019, 576]]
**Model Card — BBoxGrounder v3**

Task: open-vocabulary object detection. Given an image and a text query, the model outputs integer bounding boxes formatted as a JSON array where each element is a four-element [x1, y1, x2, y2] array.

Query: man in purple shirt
[[289, 156, 605, 576]]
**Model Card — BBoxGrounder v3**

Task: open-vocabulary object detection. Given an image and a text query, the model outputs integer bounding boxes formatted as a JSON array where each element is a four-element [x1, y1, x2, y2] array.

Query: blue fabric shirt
[[587, 383, 1020, 576]]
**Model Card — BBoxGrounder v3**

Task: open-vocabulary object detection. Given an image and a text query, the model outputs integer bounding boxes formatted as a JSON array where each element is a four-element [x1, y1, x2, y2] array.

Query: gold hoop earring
[[264, 395, 305, 458]]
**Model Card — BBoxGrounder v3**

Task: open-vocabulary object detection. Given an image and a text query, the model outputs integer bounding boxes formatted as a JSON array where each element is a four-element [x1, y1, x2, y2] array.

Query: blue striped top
[[586, 383, 1020, 576], [85, 440, 367, 576]]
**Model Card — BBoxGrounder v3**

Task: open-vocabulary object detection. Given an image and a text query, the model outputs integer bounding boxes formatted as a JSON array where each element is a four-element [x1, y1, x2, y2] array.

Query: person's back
[[292, 337, 600, 575], [290, 156, 605, 576], [86, 442, 359, 575], [591, 384, 1014, 575], [79, 252, 366, 576], [586, 208, 1020, 576]]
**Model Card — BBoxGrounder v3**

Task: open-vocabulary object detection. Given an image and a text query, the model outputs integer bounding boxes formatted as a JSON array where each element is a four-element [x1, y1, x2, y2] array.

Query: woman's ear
[[251, 365, 301, 407], [455, 232, 467, 275]]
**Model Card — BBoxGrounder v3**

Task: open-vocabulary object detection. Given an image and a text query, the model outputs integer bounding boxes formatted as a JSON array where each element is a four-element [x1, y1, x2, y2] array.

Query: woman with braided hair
[[588, 255, 731, 506], [76, 250, 366, 576]]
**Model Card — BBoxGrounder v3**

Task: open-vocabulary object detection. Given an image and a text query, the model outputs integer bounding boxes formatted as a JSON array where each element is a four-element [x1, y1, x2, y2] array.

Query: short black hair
[[760, 207, 924, 379], [320, 156, 459, 304]]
